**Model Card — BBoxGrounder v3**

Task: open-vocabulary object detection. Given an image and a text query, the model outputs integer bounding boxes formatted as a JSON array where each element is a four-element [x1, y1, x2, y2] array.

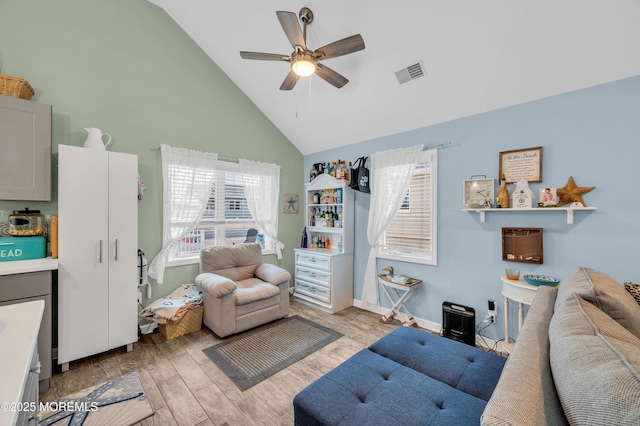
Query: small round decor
[[523, 274, 560, 286]]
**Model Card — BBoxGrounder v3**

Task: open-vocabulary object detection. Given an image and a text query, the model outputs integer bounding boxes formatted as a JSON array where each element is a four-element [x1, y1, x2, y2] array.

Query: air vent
[[395, 62, 425, 85]]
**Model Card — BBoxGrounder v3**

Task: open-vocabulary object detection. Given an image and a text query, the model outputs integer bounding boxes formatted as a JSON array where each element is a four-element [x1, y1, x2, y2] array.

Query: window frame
[[166, 160, 274, 267], [376, 149, 438, 266]]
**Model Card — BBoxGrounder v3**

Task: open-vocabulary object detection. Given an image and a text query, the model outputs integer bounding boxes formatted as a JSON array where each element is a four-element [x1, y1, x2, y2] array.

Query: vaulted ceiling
[[148, 1, 640, 155]]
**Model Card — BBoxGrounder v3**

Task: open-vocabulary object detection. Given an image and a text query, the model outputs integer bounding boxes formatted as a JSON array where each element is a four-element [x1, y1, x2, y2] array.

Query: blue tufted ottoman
[[293, 326, 506, 425]]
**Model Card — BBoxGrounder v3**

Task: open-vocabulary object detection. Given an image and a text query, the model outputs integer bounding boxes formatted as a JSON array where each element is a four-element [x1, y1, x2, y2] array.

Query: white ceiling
[[148, 1, 640, 155]]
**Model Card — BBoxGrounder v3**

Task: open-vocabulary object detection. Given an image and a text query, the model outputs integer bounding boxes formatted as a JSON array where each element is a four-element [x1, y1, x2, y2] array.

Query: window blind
[[382, 162, 432, 253]]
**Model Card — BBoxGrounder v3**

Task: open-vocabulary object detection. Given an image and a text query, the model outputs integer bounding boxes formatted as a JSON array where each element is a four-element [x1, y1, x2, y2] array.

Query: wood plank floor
[[40, 300, 404, 426]]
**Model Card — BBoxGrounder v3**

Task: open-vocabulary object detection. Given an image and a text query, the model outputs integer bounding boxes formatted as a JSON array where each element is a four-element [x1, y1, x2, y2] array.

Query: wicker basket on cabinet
[[0, 74, 34, 100]]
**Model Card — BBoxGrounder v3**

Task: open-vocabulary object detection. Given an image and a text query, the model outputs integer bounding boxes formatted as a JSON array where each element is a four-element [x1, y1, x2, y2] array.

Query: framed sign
[[283, 193, 299, 214], [499, 146, 542, 183]]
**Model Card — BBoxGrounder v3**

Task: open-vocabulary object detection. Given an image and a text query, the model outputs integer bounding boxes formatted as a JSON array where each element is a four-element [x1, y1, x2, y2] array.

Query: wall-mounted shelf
[[463, 207, 597, 225]]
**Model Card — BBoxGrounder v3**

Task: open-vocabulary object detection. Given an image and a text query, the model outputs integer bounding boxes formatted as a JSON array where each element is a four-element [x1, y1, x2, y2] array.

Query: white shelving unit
[[463, 207, 597, 224], [294, 175, 354, 314]]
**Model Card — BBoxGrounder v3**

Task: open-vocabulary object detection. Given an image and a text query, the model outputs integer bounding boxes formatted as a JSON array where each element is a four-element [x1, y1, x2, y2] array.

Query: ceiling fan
[[240, 7, 365, 90]]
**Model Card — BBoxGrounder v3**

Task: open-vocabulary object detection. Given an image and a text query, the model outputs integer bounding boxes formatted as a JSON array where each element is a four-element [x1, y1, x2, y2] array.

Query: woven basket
[[0, 74, 34, 100], [159, 306, 203, 340]]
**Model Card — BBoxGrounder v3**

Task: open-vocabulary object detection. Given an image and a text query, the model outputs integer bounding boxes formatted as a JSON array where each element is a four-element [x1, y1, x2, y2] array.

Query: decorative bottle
[[498, 175, 510, 208], [301, 226, 308, 248]]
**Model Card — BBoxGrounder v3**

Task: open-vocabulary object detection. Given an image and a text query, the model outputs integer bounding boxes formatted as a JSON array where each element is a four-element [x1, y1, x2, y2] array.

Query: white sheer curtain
[[361, 144, 424, 305], [148, 144, 218, 284], [238, 159, 284, 259]]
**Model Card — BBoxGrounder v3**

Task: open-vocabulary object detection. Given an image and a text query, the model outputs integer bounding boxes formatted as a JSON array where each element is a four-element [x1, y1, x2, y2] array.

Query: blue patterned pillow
[[624, 282, 640, 306]]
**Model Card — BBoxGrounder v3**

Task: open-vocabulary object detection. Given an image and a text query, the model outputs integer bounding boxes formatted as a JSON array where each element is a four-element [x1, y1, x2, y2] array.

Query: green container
[[0, 236, 46, 262]]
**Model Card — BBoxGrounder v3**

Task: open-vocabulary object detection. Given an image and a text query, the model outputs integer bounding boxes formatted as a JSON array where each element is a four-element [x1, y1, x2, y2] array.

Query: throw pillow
[[549, 293, 640, 426], [554, 267, 640, 339], [624, 282, 640, 306]]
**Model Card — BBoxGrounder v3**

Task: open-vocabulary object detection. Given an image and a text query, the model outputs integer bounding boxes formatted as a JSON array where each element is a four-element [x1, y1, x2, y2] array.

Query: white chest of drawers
[[294, 249, 353, 314]]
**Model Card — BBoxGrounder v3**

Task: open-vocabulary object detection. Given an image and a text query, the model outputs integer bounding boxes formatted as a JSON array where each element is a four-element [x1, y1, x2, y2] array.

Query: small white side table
[[501, 276, 539, 353], [378, 275, 423, 327]]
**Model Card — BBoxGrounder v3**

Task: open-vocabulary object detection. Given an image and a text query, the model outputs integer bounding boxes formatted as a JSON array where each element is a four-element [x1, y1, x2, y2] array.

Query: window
[[378, 150, 437, 265], [167, 161, 272, 266]]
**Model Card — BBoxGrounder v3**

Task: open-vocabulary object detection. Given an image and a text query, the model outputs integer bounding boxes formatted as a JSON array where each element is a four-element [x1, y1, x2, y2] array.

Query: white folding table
[[378, 274, 423, 327]]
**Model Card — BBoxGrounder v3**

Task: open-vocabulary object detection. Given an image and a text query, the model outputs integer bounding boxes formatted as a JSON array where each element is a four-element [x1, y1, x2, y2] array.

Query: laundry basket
[[159, 306, 203, 340]]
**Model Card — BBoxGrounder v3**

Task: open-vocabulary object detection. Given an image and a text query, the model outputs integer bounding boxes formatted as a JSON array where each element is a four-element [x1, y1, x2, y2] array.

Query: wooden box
[[502, 227, 543, 264], [159, 306, 203, 340]]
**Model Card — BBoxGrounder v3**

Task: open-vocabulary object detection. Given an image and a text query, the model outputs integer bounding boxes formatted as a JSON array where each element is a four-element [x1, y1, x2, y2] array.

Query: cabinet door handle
[[115, 238, 118, 261], [99, 240, 103, 263]]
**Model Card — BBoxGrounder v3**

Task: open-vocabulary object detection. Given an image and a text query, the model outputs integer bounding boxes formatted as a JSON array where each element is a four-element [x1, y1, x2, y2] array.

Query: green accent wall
[[0, 1, 303, 311]]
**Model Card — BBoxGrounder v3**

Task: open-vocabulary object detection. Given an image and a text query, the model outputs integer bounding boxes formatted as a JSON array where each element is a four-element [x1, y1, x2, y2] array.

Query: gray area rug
[[202, 315, 343, 391]]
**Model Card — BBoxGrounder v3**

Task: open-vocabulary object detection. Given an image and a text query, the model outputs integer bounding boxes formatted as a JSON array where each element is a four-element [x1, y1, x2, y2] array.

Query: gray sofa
[[293, 267, 640, 425], [482, 267, 640, 425]]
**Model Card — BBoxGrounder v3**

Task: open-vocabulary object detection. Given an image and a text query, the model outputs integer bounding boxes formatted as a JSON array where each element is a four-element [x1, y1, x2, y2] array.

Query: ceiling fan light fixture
[[291, 54, 316, 77]]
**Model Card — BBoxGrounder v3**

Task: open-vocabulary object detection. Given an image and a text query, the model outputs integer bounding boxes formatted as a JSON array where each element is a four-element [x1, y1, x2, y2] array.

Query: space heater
[[442, 301, 476, 346]]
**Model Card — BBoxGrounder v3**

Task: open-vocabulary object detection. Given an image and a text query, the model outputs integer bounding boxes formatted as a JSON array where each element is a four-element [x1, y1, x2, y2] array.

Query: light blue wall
[[304, 75, 640, 341]]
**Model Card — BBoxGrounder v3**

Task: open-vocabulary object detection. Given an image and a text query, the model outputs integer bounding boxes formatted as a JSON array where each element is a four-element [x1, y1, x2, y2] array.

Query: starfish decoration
[[286, 195, 298, 212], [556, 176, 595, 207]]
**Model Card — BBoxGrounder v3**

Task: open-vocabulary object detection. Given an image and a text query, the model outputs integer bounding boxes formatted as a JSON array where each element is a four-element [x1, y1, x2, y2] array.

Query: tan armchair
[[195, 243, 291, 338]]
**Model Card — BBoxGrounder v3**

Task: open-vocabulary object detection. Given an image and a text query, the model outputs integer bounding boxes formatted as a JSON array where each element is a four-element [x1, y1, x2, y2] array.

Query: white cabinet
[[58, 145, 138, 369], [0, 271, 52, 391], [294, 175, 354, 313], [0, 300, 43, 426]]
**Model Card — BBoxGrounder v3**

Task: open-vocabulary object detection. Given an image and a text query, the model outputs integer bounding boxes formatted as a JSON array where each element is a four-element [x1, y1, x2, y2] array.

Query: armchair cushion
[[200, 243, 261, 281], [255, 263, 291, 286], [195, 273, 237, 298], [234, 278, 281, 305]]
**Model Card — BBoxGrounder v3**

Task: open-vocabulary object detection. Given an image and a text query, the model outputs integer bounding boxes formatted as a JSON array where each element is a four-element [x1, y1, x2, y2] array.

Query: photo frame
[[283, 193, 299, 214], [499, 146, 542, 183], [539, 187, 558, 207]]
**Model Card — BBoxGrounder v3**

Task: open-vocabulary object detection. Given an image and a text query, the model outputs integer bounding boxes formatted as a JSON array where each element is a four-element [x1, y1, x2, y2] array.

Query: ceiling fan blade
[[314, 34, 365, 60], [315, 64, 349, 89], [280, 70, 299, 90], [277, 11, 306, 50], [240, 51, 288, 61]]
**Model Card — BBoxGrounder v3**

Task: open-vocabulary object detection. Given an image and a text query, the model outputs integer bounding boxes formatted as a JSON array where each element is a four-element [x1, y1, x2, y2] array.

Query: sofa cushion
[[369, 327, 506, 402], [293, 348, 493, 426], [555, 267, 640, 338], [481, 286, 568, 426], [625, 281, 640, 306], [549, 293, 640, 426]]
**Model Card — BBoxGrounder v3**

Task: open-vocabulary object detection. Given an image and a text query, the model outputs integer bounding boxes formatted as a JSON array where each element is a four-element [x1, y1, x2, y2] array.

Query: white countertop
[[0, 257, 58, 276], [0, 300, 44, 426]]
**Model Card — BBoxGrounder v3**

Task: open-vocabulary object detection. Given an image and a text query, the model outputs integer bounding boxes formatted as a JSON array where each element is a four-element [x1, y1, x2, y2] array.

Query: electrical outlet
[[137, 290, 143, 305], [487, 299, 497, 323]]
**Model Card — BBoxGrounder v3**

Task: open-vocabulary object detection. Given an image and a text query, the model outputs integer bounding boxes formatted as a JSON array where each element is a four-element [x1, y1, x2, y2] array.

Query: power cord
[[476, 318, 504, 354]]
